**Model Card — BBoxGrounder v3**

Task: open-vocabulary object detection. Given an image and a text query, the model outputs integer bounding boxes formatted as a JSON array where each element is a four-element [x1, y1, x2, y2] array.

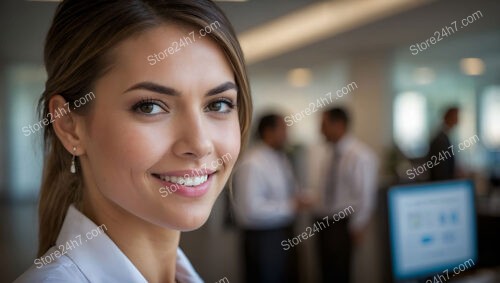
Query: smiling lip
[[152, 169, 216, 198], [154, 169, 216, 178]]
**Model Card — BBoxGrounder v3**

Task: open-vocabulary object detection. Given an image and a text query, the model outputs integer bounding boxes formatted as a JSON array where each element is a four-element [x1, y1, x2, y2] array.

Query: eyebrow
[[124, 81, 237, 96]]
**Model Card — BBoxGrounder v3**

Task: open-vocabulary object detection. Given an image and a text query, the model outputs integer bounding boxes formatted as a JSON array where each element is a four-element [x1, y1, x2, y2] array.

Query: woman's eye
[[206, 99, 235, 113], [133, 100, 166, 115]]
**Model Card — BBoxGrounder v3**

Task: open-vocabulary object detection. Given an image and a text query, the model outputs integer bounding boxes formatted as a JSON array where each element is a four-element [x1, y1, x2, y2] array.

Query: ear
[[49, 95, 85, 155]]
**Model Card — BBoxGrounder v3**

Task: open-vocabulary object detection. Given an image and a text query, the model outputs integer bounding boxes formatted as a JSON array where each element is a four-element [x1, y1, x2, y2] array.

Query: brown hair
[[38, 0, 252, 256]]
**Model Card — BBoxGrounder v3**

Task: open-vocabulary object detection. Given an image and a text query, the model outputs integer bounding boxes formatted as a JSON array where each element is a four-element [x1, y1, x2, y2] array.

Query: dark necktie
[[279, 152, 295, 197], [324, 146, 340, 208]]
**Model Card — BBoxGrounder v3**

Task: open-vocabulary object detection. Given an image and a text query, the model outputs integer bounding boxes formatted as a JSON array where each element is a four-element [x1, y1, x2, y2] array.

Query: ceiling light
[[413, 67, 435, 85], [460, 58, 485, 76], [287, 68, 312, 87], [239, 0, 436, 64]]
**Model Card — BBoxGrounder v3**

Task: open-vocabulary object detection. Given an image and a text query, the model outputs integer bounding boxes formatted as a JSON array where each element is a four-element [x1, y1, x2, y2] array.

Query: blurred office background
[[1, 0, 500, 282]]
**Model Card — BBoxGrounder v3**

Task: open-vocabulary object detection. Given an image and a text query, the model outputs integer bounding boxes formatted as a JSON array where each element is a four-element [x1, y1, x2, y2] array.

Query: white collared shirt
[[314, 135, 379, 233], [232, 142, 297, 230], [15, 205, 204, 283]]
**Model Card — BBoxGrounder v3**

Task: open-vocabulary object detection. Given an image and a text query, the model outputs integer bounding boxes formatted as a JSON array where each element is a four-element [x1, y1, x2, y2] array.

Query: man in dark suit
[[428, 107, 459, 181]]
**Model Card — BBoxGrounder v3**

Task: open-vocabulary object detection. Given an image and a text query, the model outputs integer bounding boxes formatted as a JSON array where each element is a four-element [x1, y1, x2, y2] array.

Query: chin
[[174, 210, 212, 232], [153, 176, 227, 231], [160, 201, 215, 232]]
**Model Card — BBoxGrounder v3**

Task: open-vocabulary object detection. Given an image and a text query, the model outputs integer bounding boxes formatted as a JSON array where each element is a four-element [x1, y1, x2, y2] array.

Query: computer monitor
[[388, 180, 477, 282]]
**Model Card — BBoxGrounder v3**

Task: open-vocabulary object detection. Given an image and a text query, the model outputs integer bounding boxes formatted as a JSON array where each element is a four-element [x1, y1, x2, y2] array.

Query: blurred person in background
[[233, 113, 306, 283], [313, 107, 379, 283], [428, 106, 460, 181]]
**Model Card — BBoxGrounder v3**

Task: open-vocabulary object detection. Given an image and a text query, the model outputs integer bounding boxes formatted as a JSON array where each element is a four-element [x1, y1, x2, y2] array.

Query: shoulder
[[14, 249, 88, 283], [347, 138, 377, 161], [431, 131, 449, 143], [239, 144, 269, 166]]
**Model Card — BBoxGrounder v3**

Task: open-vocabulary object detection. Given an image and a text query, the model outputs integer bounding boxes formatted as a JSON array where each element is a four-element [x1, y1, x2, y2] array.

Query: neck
[[443, 124, 453, 132], [263, 140, 279, 151], [332, 132, 347, 144], [81, 190, 180, 283]]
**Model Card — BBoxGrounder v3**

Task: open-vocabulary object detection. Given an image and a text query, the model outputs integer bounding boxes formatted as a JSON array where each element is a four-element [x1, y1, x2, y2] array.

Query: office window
[[481, 86, 500, 149], [6, 65, 46, 200], [393, 91, 428, 158]]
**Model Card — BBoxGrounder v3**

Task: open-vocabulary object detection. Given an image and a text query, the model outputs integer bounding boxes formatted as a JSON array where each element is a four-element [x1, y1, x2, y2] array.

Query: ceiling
[[1, 0, 499, 71], [0, 0, 319, 63], [219, 0, 500, 70]]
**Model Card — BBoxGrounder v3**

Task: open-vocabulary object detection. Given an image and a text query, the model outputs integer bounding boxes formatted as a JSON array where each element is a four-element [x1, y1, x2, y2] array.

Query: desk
[[451, 268, 500, 283], [477, 195, 500, 268]]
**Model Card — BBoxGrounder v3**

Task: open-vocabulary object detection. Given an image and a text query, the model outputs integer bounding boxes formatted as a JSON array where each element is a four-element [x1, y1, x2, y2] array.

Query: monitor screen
[[388, 180, 477, 281]]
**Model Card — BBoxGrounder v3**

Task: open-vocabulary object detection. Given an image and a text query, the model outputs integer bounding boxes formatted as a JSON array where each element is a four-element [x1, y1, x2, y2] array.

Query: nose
[[171, 112, 213, 161]]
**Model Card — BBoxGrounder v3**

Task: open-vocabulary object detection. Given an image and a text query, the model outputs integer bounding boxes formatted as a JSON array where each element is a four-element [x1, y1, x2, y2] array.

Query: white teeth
[[159, 175, 208, 186]]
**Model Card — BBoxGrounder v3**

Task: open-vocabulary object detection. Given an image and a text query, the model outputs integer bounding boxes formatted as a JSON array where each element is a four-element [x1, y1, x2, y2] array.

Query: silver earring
[[70, 146, 76, 174]]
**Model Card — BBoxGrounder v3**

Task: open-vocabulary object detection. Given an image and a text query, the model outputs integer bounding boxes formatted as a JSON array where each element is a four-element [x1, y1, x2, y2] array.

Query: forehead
[[102, 24, 234, 91]]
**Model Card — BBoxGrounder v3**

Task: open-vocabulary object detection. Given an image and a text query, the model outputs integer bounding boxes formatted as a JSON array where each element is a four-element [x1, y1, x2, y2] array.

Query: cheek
[[85, 111, 169, 201], [211, 119, 241, 172], [91, 119, 161, 167]]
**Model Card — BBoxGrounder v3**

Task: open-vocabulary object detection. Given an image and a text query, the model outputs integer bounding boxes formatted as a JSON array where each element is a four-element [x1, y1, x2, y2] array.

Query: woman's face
[[79, 24, 240, 231]]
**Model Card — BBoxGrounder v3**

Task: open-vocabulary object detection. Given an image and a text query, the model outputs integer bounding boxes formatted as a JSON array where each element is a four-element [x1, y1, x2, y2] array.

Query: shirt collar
[[333, 134, 353, 154], [56, 205, 203, 283], [257, 141, 285, 156]]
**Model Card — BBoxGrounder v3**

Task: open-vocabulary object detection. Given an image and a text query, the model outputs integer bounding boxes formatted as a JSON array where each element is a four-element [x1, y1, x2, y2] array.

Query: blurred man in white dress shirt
[[314, 107, 379, 283], [233, 113, 305, 283]]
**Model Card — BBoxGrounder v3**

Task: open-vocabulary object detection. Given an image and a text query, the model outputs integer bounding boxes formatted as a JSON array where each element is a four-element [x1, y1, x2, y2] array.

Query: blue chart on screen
[[388, 180, 477, 281]]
